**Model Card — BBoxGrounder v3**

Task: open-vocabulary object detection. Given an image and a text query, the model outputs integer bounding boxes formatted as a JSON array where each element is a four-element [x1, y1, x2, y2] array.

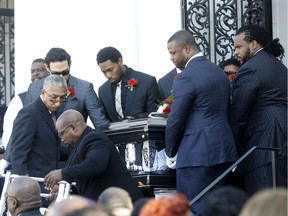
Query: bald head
[[8, 176, 41, 203], [98, 187, 133, 214], [46, 195, 96, 216], [57, 109, 85, 128], [7, 176, 42, 216], [56, 109, 87, 146]]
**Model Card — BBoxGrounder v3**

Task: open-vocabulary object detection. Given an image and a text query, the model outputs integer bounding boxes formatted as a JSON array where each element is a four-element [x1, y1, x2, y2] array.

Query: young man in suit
[[7, 176, 43, 216], [96, 46, 160, 122], [44, 110, 143, 203], [229, 24, 287, 195], [26, 47, 110, 130], [164, 30, 238, 215], [96, 47, 163, 171]]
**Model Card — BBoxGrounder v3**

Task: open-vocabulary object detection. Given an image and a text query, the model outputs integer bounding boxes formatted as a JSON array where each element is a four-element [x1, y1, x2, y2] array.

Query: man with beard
[[229, 24, 287, 195]]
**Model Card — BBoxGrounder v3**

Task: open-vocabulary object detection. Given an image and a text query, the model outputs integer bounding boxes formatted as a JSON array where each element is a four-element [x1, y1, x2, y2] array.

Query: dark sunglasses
[[224, 71, 237, 75], [50, 68, 70, 76]]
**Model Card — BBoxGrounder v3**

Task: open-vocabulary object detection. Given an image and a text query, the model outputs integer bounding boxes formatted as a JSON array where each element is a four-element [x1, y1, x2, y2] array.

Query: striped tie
[[115, 82, 124, 118], [51, 112, 57, 126]]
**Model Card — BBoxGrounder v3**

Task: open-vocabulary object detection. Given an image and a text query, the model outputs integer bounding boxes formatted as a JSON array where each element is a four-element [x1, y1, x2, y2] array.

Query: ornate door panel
[[181, 0, 272, 64]]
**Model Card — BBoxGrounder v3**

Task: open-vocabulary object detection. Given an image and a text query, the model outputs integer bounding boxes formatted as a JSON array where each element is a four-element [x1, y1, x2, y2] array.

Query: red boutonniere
[[157, 93, 173, 115], [66, 87, 75, 98], [225, 71, 236, 82], [126, 78, 139, 91]]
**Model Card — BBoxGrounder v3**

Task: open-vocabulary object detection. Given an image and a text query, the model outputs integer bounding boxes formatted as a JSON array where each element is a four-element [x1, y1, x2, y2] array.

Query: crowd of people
[[0, 23, 287, 216]]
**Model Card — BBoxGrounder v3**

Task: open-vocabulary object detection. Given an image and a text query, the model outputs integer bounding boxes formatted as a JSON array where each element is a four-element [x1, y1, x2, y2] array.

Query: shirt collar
[[185, 52, 203, 68], [253, 47, 264, 56]]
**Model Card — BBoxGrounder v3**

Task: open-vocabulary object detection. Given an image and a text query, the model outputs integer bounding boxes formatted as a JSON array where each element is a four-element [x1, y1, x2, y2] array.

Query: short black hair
[[200, 186, 248, 216], [167, 30, 198, 49], [45, 47, 71, 68], [96, 47, 122, 65], [32, 58, 45, 64], [218, 58, 241, 70]]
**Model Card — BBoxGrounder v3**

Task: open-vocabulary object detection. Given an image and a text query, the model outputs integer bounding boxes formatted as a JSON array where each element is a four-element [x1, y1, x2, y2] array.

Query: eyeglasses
[[58, 124, 72, 138], [224, 71, 237, 75], [46, 92, 68, 104], [50, 68, 70, 76]]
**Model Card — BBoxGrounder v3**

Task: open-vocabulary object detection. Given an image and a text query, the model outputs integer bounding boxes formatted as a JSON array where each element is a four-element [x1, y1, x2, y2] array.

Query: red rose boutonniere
[[126, 78, 139, 91], [157, 94, 173, 115], [66, 87, 75, 98], [225, 71, 236, 82]]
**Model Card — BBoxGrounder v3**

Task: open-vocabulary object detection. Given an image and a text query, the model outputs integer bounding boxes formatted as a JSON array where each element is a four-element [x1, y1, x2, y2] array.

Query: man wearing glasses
[[9, 75, 67, 206], [26, 47, 110, 131], [44, 109, 143, 203]]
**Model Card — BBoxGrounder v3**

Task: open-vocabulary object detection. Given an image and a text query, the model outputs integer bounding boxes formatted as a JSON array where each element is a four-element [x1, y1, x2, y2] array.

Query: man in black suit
[[229, 24, 287, 195], [10, 75, 67, 177], [44, 109, 143, 203], [96, 47, 162, 171], [7, 176, 42, 216], [10, 75, 67, 207], [0, 58, 50, 174], [26, 48, 110, 130], [96, 46, 160, 122]]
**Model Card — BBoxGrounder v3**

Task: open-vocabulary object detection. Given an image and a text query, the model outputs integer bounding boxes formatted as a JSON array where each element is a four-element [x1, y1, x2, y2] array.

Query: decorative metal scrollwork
[[0, 9, 14, 106], [214, 0, 237, 63], [243, 0, 264, 27], [186, 0, 210, 57], [182, 0, 272, 63]]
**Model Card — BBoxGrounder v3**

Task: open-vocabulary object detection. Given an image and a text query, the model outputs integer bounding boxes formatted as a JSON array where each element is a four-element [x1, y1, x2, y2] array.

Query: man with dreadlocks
[[229, 24, 287, 195]]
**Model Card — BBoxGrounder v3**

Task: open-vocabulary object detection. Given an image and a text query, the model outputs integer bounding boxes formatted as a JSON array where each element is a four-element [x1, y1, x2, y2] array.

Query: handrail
[[189, 146, 281, 206], [0, 172, 71, 216]]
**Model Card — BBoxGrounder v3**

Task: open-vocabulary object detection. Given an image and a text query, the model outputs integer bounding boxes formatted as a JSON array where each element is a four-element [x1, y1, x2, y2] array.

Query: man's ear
[[44, 64, 50, 72], [251, 40, 258, 50], [118, 57, 123, 65], [11, 198, 18, 208]]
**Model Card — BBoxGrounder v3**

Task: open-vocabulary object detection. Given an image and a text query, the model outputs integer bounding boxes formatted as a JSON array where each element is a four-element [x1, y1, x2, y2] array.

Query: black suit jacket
[[98, 67, 160, 122], [10, 97, 61, 177], [229, 50, 287, 173], [61, 126, 143, 202], [158, 68, 177, 100]]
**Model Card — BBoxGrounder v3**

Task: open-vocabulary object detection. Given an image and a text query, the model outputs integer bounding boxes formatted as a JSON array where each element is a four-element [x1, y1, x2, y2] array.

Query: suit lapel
[[104, 82, 120, 121], [124, 72, 136, 115]]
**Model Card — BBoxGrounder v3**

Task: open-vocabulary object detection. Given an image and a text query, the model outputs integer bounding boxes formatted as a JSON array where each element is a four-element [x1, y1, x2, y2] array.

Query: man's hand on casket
[[165, 153, 177, 169]]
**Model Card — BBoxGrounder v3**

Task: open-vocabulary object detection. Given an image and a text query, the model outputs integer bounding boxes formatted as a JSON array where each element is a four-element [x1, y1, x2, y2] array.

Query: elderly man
[[7, 176, 42, 216], [9, 75, 67, 207], [44, 109, 143, 203]]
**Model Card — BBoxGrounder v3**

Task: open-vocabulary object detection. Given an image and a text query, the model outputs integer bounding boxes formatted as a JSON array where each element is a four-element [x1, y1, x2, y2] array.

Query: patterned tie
[[51, 112, 57, 126], [115, 82, 124, 118]]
